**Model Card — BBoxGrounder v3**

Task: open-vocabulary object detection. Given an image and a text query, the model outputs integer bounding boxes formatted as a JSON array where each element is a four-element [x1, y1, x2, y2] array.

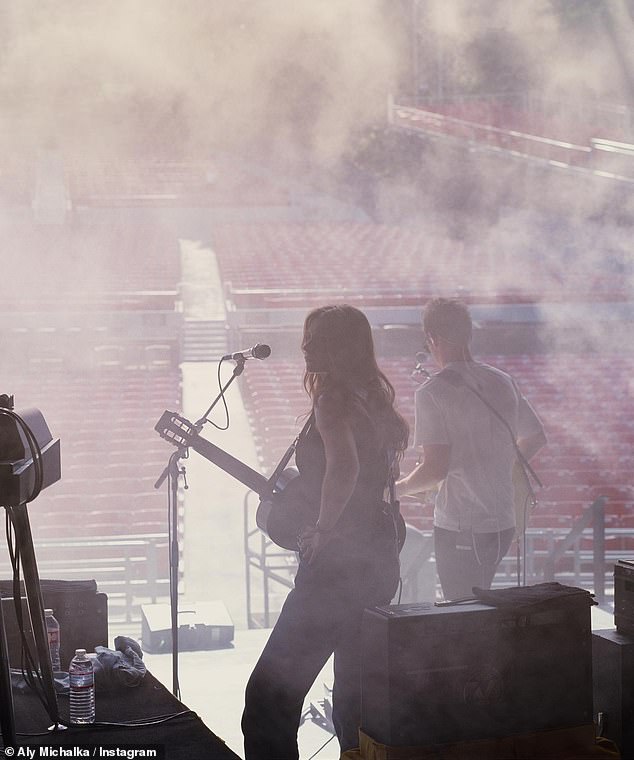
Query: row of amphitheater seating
[[4, 362, 181, 541], [0, 221, 181, 303], [5, 336, 178, 373], [0, 157, 292, 209], [238, 353, 634, 534], [66, 159, 291, 207], [2, 248, 182, 621], [211, 222, 631, 305]]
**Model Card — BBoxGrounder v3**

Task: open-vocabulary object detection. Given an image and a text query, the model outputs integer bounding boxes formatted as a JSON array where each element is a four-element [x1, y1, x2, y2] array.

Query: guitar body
[[256, 468, 408, 554], [256, 468, 319, 552]]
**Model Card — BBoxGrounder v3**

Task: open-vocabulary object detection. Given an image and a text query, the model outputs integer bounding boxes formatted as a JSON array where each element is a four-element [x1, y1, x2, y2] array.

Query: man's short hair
[[423, 298, 472, 346]]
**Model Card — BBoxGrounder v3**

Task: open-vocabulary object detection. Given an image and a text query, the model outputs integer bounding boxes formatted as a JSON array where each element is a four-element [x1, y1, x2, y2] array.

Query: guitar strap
[[438, 368, 542, 493], [385, 448, 405, 552], [386, 455, 398, 510], [262, 413, 314, 496]]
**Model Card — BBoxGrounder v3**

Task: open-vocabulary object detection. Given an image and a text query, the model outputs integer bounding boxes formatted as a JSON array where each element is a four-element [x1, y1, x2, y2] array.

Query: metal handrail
[[244, 492, 620, 625], [244, 490, 297, 629], [389, 101, 634, 183], [542, 496, 607, 604]]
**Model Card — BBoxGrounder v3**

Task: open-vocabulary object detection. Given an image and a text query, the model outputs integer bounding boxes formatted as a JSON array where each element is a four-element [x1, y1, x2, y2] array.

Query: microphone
[[412, 352, 431, 383], [222, 343, 271, 361], [415, 351, 428, 365]]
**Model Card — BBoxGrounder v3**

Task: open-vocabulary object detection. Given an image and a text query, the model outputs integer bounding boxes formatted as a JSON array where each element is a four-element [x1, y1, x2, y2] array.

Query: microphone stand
[[154, 357, 245, 698], [154, 448, 187, 699], [195, 358, 245, 428]]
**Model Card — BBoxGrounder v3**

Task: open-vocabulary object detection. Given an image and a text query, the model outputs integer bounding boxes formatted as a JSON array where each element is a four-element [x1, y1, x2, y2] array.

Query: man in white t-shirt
[[396, 298, 546, 600]]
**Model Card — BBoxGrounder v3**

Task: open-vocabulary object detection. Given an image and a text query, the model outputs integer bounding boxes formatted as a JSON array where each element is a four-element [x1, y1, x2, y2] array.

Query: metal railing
[[389, 101, 592, 165], [0, 534, 170, 626], [388, 99, 634, 183], [542, 496, 607, 604], [244, 490, 628, 625], [244, 491, 297, 629]]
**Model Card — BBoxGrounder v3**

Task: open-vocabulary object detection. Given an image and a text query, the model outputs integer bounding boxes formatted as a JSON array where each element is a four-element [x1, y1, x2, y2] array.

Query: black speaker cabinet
[[361, 598, 593, 747], [593, 628, 634, 759], [141, 602, 234, 653], [615, 560, 634, 636], [0, 580, 108, 669]]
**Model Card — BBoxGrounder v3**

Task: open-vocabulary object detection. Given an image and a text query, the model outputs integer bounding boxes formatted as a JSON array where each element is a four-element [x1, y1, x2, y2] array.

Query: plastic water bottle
[[44, 608, 61, 672], [69, 649, 95, 724]]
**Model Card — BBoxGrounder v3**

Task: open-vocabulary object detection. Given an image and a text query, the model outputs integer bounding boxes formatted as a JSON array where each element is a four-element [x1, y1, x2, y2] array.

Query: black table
[[8, 671, 241, 760]]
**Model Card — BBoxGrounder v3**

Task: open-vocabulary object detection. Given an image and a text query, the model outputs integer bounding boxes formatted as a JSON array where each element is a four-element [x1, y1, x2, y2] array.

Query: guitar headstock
[[155, 410, 199, 449]]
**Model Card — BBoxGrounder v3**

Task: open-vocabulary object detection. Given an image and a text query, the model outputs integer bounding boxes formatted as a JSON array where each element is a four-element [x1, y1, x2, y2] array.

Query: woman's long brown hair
[[302, 304, 409, 457]]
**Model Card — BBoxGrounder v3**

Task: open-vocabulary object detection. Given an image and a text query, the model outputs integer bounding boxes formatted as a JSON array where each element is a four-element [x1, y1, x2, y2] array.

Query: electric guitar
[[155, 410, 405, 552]]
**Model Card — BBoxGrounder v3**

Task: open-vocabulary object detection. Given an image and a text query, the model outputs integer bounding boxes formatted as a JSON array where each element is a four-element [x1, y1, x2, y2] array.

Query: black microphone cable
[[208, 357, 231, 431]]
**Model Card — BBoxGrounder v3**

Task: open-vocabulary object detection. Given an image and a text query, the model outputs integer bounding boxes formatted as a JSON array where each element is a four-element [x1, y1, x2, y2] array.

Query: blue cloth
[[93, 636, 146, 689]]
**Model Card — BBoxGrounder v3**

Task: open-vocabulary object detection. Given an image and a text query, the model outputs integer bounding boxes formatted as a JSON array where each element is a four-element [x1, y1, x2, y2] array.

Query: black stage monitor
[[0, 403, 61, 506], [615, 560, 634, 636], [361, 598, 593, 747]]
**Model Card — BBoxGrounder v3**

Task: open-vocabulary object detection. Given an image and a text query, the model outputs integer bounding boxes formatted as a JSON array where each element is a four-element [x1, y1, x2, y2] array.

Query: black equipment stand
[[0, 399, 63, 747], [0, 505, 62, 747], [154, 447, 187, 699], [154, 358, 245, 698], [0, 572, 17, 747]]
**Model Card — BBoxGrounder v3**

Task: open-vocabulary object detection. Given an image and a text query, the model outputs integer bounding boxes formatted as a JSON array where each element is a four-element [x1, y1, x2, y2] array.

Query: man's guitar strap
[[386, 454, 398, 512], [437, 368, 542, 496], [385, 448, 406, 555]]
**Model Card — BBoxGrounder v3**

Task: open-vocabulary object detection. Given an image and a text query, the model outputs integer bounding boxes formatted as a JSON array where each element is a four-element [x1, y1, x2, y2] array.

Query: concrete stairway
[[182, 319, 228, 362]]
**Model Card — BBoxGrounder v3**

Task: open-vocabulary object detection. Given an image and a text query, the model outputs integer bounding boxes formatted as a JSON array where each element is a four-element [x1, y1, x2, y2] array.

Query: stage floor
[[142, 605, 616, 760], [144, 627, 338, 760]]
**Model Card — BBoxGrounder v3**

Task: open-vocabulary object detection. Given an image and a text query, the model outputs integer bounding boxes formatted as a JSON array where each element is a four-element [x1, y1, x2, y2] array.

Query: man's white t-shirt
[[414, 361, 544, 534]]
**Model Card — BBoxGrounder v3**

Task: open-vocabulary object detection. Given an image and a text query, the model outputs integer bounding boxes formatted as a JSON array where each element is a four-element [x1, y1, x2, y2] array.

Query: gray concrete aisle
[[177, 234, 273, 630], [180, 360, 262, 630]]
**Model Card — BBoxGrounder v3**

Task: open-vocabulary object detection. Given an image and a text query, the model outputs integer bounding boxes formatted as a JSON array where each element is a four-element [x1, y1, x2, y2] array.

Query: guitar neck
[[189, 435, 269, 496]]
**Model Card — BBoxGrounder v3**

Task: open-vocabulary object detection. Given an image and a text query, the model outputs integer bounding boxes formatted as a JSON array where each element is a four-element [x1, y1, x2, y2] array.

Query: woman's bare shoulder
[[314, 389, 349, 429]]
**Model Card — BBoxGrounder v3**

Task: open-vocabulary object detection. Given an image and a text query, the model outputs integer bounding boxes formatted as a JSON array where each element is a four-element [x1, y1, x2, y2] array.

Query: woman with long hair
[[242, 304, 409, 759]]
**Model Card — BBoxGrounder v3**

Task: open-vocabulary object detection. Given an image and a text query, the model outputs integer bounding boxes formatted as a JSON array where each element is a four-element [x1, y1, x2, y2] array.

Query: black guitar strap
[[384, 448, 406, 552], [262, 413, 314, 496], [386, 456, 397, 513], [438, 368, 542, 493]]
